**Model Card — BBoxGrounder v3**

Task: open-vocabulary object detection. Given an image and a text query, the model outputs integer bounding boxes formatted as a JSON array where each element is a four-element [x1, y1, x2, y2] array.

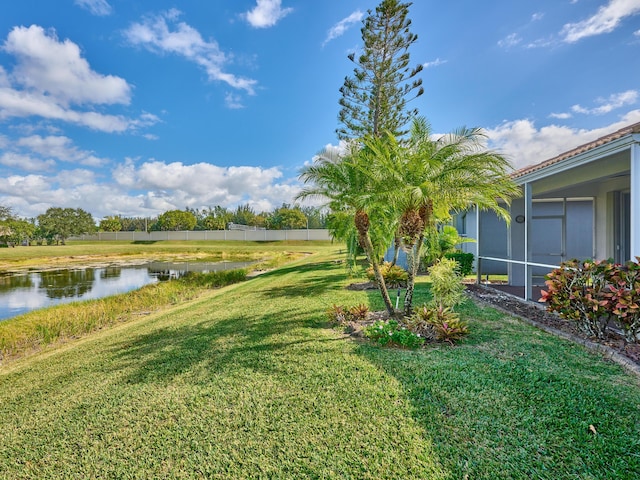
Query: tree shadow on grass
[[256, 259, 341, 280], [108, 304, 341, 385], [255, 260, 348, 298]]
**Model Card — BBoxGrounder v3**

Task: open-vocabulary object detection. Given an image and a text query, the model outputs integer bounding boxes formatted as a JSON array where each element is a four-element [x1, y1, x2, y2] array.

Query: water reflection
[[0, 260, 253, 321], [39, 269, 96, 299]]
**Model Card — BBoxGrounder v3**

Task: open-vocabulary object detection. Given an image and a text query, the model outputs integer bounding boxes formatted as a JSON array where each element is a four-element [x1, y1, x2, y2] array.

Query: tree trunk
[[404, 202, 432, 315], [403, 230, 425, 316], [354, 209, 396, 317], [361, 233, 396, 318], [390, 235, 401, 266]]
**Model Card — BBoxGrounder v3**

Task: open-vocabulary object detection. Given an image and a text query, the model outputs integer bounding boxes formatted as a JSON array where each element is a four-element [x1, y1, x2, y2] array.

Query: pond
[[0, 260, 254, 321]]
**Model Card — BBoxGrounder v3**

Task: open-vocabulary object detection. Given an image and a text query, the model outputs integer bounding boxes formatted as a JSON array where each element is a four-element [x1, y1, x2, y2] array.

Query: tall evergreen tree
[[337, 0, 423, 141]]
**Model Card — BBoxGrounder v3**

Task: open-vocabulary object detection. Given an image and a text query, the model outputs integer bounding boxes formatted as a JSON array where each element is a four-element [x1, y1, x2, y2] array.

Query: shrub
[[604, 261, 640, 342], [326, 303, 369, 326], [326, 304, 348, 325], [444, 251, 474, 276], [428, 258, 466, 310], [366, 262, 408, 288], [541, 258, 640, 343], [540, 259, 614, 339], [348, 303, 370, 321], [427, 307, 469, 345], [407, 304, 468, 345], [363, 320, 425, 349], [402, 305, 436, 341]]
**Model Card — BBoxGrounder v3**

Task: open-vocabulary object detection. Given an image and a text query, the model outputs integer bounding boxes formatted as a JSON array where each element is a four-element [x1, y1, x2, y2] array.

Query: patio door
[[614, 191, 631, 264]]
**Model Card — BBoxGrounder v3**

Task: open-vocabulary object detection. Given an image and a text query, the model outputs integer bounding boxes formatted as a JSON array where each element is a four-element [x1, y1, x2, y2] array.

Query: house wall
[[500, 199, 593, 286], [457, 207, 508, 275], [594, 176, 630, 261]]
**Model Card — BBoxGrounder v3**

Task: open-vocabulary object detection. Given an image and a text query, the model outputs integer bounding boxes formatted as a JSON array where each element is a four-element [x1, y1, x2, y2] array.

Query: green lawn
[[1, 247, 639, 479]]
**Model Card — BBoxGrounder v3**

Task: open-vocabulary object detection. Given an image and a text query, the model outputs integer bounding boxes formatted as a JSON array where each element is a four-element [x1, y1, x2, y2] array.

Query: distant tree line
[[0, 203, 328, 246]]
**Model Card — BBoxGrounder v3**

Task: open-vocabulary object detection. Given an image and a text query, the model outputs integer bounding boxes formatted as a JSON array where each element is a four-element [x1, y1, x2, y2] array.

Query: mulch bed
[[465, 283, 640, 375]]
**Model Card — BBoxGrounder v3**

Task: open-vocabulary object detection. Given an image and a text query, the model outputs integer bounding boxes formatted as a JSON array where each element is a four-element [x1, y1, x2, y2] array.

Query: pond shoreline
[[0, 253, 252, 274]]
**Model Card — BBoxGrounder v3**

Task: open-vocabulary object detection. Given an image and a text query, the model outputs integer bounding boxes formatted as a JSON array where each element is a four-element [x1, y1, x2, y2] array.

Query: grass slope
[[1, 249, 639, 479]]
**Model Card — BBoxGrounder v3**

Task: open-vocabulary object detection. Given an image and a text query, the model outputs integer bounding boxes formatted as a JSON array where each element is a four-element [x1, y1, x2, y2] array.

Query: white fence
[[75, 229, 332, 242]]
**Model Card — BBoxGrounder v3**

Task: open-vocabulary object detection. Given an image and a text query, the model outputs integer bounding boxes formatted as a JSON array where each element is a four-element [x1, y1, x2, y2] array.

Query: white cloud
[[74, 0, 112, 16], [110, 158, 301, 215], [423, 58, 448, 69], [0, 158, 303, 219], [549, 112, 573, 120], [486, 110, 640, 169], [0, 88, 136, 131], [17, 135, 107, 166], [55, 169, 97, 187], [125, 10, 257, 95], [4, 25, 130, 106], [571, 90, 638, 115], [561, 0, 640, 43], [497, 33, 522, 48], [323, 11, 363, 46], [225, 93, 245, 109], [0, 152, 56, 172], [532, 12, 545, 21], [0, 26, 156, 133], [244, 0, 293, 28], [0, 66, 9, 87]]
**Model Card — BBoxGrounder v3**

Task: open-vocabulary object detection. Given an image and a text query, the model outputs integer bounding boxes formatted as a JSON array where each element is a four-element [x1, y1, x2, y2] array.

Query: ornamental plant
[[601, 261, 640, 342], [407, 304, 468, 345], [428, 258, 466, 310], [363, 320, 425, 349], [540, 258, 640, 342], [326, 303, 370, 327], [540, 259, 613, 339], [366, 262, 408, 288]]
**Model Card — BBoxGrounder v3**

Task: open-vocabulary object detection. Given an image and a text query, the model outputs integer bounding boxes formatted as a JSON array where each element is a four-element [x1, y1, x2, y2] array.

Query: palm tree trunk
[[403, 231, 425, 316], [360, 233, 396, 317], [390, 235, 401, 266], [354, 209, 396, 317]]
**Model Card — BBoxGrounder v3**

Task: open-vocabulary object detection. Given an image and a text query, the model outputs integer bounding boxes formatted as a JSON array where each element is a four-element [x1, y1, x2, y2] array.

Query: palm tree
[[376, 117, 520, 315], [297, 142, 399, 317]]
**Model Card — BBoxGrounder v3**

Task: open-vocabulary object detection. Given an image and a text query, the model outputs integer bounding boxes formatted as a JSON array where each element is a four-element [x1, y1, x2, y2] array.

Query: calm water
[[0, 261, 253, 321]]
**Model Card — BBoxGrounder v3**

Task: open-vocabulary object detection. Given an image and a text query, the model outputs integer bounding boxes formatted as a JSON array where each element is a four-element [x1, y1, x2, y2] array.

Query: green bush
[[366, 262, 408, 288], [406, 304, 468, 345], [428, 258, 465, 310], [444, 251, 474, 276], [364, 320, 425, 349]]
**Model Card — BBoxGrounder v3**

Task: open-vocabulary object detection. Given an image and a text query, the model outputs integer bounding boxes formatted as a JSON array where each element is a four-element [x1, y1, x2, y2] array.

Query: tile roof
[[511, 121, 640, 179]]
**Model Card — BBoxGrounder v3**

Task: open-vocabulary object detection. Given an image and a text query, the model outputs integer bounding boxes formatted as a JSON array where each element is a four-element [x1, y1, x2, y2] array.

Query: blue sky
[[1, 0, 639, 220]]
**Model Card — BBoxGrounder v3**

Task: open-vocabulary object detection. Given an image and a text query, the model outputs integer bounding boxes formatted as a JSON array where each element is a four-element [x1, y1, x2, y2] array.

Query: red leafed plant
[[540, 258, 640, 343]]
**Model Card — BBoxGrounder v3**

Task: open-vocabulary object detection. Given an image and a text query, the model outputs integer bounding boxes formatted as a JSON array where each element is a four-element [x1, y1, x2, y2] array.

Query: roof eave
[[512, 134, 639, 185]]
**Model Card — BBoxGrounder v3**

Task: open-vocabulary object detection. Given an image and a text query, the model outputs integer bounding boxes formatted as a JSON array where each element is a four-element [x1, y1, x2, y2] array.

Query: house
[[458, 121, 640, 300]]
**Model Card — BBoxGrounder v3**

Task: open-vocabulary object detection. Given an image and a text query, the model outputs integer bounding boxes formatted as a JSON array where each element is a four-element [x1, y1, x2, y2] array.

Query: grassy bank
[[0, 269, 247, 363], [1, 248, 639, 478], [0, 241, 330, 362]]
